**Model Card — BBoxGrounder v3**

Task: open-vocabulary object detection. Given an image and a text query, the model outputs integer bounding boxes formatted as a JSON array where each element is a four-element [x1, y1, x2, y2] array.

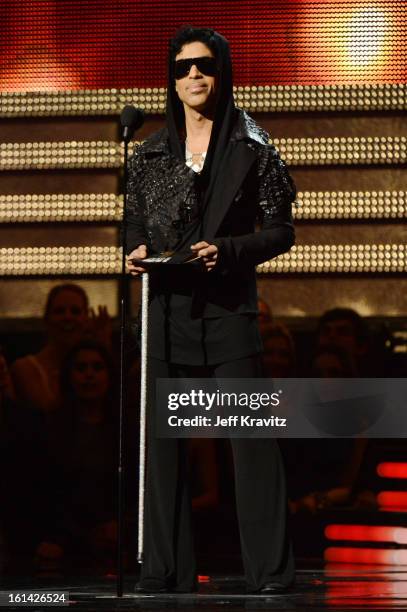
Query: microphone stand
[[116, 107, 144, 599], [117, 134, 130, 598]]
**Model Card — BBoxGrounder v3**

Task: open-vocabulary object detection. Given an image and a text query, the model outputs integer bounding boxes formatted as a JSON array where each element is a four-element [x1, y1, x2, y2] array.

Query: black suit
[[126, 110, 296, 592]]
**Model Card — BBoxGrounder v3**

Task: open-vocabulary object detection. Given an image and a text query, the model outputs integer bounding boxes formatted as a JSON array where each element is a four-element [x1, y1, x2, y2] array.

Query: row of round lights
[[1, 84, 405, 117], [295, 190, 406, 219], [0, 245, 404, 276], [257, 244, 406, 274], [1, 137, 405, 170], [0, 141, 120, 170], [0, 192, 405, 223], [0, 246, 120, 275], [234, 83, 406, 112], [0, 193, 121, 222], [274, 136, 406, 165]]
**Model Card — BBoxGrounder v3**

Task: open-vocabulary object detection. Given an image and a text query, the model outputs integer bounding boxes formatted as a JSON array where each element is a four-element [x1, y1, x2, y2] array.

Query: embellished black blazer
[[126, 110, 296, 319]]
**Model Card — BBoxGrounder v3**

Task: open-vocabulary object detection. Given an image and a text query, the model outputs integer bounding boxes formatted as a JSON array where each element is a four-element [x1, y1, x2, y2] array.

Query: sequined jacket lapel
[[126, 128, 199, 253]]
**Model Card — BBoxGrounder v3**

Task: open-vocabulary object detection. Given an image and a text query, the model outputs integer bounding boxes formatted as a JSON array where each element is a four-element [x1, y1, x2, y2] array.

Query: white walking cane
[[137, 271, 149, 563]]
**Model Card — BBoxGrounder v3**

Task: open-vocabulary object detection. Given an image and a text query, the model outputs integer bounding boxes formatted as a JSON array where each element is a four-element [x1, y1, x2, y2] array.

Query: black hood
[[166, 30, 238, 192]]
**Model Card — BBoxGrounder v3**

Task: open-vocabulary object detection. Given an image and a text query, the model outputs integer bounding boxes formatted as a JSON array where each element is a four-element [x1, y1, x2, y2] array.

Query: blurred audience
[[310, 344, 358, 378], [0, 352, 16, 572], [35, 340, 119, 571], [11, 284, 112, 414], [257, 297, 273, 336], [287, 337, 368, 516], [0, 351, 15, 412], [262, 322, 296, 377], [2, 296, 402, 570], [316, 308, 371, 376]]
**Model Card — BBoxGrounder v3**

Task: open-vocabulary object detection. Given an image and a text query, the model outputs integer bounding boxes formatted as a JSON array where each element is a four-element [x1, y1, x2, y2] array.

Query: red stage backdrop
[[0, 0, 405, 91]]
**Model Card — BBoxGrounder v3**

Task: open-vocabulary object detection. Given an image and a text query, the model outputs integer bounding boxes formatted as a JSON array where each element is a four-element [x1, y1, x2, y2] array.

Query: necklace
[[185, 140, 207, 173]]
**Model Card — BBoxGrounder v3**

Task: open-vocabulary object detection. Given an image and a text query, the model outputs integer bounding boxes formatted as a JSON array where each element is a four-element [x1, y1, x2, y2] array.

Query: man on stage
[[126, 26, 296, 594]]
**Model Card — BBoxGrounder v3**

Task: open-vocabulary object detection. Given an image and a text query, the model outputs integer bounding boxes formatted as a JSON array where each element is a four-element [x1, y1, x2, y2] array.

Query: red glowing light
[[0, 0, 405, 91], [198, 575, 210, 583], [377, 462, 407, 479], [326, 580, 407, 608], [325, 547, 407, 565], [325, 524, 407, 544], [380, 506, 407, 513], [378, 491, 407, 508]]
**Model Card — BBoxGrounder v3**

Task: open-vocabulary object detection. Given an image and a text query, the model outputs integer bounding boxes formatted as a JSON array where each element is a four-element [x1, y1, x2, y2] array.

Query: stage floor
[[2, 567, 407, 611]]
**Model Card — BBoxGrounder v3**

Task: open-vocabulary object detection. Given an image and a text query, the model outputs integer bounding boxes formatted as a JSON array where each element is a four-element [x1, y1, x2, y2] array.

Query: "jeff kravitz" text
[[168, 415, 286, 427]]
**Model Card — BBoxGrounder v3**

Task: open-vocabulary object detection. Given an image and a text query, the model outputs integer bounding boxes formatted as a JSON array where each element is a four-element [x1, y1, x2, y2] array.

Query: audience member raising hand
[[11, 284, 112, 414]]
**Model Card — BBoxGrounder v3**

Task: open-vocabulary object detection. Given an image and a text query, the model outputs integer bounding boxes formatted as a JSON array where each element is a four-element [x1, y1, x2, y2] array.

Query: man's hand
[[190, 241, 218, 272], [126, 244, 147, 276]]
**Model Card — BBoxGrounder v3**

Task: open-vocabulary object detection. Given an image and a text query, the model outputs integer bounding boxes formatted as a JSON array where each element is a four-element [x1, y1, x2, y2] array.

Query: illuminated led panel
[[325, 525, 407, 543], [0, 89, 129, 117], [295, 191, 407, 220], [0, 194, 122, 223], [0, 246, 121, 276], [1, 137, 405, 170], [378, 491, 407, 508], [257, 244, 406, 274], [1, 191, 405, 223], [326, 579, 407, 605], [377, 462, 407, 478], [0, 141, 121, 170], [325, 547, 407, 565], [275, 136, 407, 166], [1, 244, 405, 276], [1, 84, 405, 117], [0, 0, 405, 92]]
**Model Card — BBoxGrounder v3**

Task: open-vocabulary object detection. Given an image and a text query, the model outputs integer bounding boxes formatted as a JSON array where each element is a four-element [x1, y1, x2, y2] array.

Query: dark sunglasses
[[174, 56, 218, 79]]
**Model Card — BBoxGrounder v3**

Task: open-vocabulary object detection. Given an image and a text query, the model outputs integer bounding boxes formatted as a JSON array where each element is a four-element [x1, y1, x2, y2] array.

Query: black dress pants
[[139, 355, 294, 592]]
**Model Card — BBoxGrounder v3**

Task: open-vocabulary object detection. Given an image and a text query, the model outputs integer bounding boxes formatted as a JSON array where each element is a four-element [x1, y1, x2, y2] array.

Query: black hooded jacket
[[126, 32, 296, 363]]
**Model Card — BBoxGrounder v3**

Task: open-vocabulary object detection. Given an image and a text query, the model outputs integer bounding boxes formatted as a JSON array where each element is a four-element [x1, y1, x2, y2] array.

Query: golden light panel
[[1, 192, 406, 223], [0, 89, 124, 117], [345, 7, 393, 70], [295, 191, 407, 220], [0, 84, 405, 117], [0, 245, 405, 276], [257, 244, 406, 275], [1, 137, 405, 170], [0, 246, 121, 276], [296, 1, 404, 83], [0, 194, 122, 223], [275, 136, 406, 165], [0, 141, 120, 170]]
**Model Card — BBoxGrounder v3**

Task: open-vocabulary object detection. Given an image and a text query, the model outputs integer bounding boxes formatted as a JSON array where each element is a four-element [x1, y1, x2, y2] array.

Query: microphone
[[120, 105, 144, 143]]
